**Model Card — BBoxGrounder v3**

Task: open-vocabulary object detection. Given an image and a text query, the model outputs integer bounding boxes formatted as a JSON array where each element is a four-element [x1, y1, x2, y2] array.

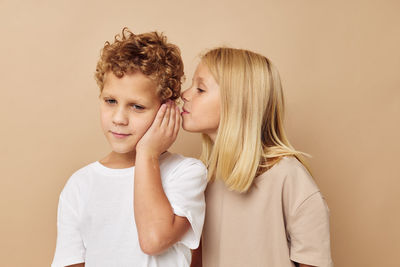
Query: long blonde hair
[[200, 47, 309, 193]]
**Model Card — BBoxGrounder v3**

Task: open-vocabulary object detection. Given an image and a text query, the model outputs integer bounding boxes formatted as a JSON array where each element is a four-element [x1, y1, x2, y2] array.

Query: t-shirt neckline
[[92, 151, 171, 176]]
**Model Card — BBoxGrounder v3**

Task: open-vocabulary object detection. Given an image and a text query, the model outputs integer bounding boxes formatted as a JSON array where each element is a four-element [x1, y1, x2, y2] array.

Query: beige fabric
[[202, 157, 333, 267]]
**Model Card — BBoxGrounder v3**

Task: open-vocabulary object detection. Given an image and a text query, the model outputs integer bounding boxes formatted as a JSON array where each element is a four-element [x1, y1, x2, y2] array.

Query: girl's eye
[[132, 104, 145, 110], [197, 88, 205, 93]]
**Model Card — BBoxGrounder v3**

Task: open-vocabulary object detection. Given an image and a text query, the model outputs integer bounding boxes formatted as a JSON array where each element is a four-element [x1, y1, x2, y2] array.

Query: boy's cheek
[[138, 113, 158, 137], [142, 120, 156, 136], [99, 115, 109, 129], [145, 108, 160, 125]]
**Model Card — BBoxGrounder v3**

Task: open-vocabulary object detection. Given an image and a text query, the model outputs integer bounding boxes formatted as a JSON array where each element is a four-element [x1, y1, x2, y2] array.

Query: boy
[[51, 28, 207, 267]]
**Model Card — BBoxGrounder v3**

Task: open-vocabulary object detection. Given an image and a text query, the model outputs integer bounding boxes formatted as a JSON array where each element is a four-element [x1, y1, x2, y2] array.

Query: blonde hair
[[200, 47, 310, 193]]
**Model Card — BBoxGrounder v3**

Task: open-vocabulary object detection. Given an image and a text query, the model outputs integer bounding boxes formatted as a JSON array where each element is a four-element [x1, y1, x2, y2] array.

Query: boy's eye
[[132, 104, 145, 110], [105, 99, 116, 104], [197, 88, 205, 93]]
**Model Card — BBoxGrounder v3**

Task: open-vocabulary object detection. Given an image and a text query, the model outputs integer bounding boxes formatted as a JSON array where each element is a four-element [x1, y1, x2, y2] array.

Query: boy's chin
[[110, 145, 137, 155]]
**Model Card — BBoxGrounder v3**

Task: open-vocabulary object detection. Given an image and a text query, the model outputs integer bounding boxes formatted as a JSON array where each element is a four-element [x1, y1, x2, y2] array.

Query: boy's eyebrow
[[101, 93, 112, 98], [101, 91, 114, 97], [101, 93, 153, 106], [126, 98, 152, 106]]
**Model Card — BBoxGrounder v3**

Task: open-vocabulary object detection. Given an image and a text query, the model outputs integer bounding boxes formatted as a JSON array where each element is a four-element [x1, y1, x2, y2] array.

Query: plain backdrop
[[1, 0, 399, 266]]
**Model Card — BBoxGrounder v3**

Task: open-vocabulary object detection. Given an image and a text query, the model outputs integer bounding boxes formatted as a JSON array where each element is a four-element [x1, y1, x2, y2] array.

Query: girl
[[182, 48, 333, 267]]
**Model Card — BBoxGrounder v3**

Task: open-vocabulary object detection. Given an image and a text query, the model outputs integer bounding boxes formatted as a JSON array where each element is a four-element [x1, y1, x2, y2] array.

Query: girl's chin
[[181, 122, 196, 133], [181, 125, 204, 134]]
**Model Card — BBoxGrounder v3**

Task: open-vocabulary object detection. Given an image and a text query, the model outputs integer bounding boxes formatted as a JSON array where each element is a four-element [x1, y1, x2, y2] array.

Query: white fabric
[[52, 152, 207, 267]]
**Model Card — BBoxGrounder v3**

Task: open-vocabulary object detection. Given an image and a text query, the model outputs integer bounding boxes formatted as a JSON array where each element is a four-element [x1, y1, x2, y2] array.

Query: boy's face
[[99, 71, 161, 155]]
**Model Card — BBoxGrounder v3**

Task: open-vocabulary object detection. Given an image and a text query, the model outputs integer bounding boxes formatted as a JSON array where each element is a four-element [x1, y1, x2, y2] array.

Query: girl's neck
[[208, 132, 217, 142]]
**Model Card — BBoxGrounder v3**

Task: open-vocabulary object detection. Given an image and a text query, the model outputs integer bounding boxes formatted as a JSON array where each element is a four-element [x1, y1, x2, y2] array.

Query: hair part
[[95, 27, 184, 102], [200, 47, 310, 193]]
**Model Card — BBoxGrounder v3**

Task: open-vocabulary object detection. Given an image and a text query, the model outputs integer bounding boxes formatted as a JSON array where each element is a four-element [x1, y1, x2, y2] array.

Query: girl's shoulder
[[259, 156, 312, 179], [256, 156, 320, 197]]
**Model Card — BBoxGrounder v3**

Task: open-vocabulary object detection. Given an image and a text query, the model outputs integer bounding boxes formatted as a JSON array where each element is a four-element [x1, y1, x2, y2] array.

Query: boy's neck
[[99, 150, 136, 169]]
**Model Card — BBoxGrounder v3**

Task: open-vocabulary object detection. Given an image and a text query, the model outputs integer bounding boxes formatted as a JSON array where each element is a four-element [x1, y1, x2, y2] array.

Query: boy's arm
[[135, 151, 190, 255], [190, 240, 202, 267], [52, 176, 86, 267], [134, 101, 190, 255]]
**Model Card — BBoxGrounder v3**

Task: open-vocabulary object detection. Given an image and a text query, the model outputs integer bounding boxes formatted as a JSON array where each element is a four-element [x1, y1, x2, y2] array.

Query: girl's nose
[[181, 88, 191, 102]]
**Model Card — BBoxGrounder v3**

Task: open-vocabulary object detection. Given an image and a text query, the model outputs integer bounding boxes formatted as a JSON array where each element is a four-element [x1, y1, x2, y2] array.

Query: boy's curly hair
[[95, 28, 184, 101]]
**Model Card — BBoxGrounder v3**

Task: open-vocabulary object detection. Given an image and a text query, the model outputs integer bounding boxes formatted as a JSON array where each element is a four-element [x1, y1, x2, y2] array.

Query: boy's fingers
[[161, 101, 171, 127], [169, 102, 176, 128], [173, 105, 180, 137], [154, 104, 167, 127]]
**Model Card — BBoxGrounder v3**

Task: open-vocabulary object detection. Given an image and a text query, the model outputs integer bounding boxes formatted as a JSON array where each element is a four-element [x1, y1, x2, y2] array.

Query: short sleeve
[[163, 159, 207, 249], [51, 177, 86, 267], [287, 192, 333, 267]]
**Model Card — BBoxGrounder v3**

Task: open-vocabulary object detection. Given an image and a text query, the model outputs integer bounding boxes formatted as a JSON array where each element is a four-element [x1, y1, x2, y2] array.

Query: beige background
[[1, 0, 399, 266]]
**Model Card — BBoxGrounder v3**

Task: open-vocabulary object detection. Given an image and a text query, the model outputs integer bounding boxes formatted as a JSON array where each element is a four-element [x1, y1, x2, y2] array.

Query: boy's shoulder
[[162, 151, 203, 164], [61, 162, 97, 193], [68, 162, 97, 180], [160, 152, 207, 177]]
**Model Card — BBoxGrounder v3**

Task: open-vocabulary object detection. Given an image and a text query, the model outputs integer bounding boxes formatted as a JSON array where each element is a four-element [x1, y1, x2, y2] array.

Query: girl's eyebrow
[[195, 77, 208, 87], [192, 76, 204, 82], [197, 77, 205, 83]]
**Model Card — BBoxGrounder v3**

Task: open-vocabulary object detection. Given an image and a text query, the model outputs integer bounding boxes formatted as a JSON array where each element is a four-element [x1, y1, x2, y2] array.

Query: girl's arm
[[298, 264, 315, 267], [66, 264, 85, 267], [134, 102, 190, 255]]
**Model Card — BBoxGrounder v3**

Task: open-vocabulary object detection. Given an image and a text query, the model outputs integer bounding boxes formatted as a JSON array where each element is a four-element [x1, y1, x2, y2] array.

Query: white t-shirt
[[52, 152, 207, 267]]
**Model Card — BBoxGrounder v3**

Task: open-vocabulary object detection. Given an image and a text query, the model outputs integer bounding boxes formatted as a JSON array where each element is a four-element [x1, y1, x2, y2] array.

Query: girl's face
[[99, 71, 161, 155], [181, 62, 221, 141]]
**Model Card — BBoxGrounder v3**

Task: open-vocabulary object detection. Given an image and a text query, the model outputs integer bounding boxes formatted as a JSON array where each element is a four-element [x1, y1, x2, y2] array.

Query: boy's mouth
[[110, 131, 131, 139]]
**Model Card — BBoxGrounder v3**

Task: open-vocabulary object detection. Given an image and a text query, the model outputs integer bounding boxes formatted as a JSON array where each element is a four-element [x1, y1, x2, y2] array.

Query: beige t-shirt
[[202, 157, 333, 267]]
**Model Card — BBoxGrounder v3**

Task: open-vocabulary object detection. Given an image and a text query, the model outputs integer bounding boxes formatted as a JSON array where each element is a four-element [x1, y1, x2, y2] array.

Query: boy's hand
[[136, 101, 180, 158]]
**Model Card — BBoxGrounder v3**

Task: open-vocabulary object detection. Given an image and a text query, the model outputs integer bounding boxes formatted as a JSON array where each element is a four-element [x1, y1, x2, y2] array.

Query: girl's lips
[[181, 107, 189, 115], [111, 131, 131, 139]]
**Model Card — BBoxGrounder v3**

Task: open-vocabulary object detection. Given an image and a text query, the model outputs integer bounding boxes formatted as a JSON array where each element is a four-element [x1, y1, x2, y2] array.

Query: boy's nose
[[112, 108, 129, 125]]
